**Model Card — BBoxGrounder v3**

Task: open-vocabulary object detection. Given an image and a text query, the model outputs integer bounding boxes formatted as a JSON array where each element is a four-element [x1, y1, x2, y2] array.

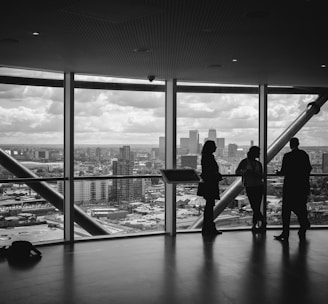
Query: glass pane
[[177, 93, 259, 230], [267, 93, 328, 227], [68, 177, 165, 238], [74, 88, 165, 237], [0, 183, 63, 246], [0, 82, 64, 244], [0, 83, 64, 178]]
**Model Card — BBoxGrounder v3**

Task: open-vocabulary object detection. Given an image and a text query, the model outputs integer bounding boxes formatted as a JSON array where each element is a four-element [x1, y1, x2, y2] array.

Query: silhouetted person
[[197, 140, 222, 235], [236, 146, 266, 232], [274, 137, 312, 242]]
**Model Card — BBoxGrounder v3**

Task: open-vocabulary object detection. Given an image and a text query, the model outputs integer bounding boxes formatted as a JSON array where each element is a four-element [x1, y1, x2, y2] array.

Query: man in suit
[[274, 137, 312, 242]]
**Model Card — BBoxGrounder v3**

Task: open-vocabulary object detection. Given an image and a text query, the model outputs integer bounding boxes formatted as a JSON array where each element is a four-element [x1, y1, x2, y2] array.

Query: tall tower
[[189, 130, 199, 154], [112, 145, 134, 204], [323, 153, 328, 173], [217, 138, 225, 157], [228, 144, 238, 158], [208, 129, 217, 142], [159, 136, 165, 161]]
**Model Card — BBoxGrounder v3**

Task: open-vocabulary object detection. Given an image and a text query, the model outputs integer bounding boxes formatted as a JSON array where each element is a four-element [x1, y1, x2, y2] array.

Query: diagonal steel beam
[[190, 93, 328, 229], [0, 149, 109, 235]]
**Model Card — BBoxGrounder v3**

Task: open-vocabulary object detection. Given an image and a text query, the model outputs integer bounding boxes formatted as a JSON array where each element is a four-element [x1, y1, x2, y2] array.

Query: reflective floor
[[1, 229, 327, 304]]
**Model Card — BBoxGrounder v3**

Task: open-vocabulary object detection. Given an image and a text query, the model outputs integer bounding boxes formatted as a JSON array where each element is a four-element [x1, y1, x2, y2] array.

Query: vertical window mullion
[[64, 72, 75, 242], [165, 79, 177, 236], [259, 84, 268, 224]]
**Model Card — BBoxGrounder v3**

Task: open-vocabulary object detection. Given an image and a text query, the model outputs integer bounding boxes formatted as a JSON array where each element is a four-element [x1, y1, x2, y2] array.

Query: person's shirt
[[236, 158, 263, 187], [200, 154, 221, 184], [279, 148, 312, 190]]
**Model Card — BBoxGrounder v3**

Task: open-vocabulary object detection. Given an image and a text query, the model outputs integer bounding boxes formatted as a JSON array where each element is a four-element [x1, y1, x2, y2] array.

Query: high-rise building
[[181, 155, 198, 169], [323, 153, 328, 173], [179, 137, 189, 154], [217, 138, 225, 157], [189, 130, 199, 154], [208, 129, 217, 142], [96, 147, 102, 160], [57, 180, 109, 203], [228, 144, 238, 158], [112, 146, 134, 204], [159, 136, 165, 161]]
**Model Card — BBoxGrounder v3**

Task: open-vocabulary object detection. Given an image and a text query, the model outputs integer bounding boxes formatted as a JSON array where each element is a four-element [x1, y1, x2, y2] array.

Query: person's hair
[[290, 137, 299, 148], [201, 140, 216, 155], [247, 146, 260, 159]]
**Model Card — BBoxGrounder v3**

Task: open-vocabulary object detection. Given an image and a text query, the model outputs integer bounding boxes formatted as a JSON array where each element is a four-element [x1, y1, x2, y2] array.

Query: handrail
[[0, 173, 327, 184]]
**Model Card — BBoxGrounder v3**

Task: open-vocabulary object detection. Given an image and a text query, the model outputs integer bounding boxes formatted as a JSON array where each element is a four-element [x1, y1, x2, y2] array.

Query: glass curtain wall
[[267, 93, 328, 227], [177, 89, 259, 230], [2, 67, 328, 244], [0, 69, 64, 245], [73, 75, 165, 237]]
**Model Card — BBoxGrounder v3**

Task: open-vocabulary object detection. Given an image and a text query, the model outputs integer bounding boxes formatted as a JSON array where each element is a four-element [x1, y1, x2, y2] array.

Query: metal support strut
[[0, 149, 109, 235]]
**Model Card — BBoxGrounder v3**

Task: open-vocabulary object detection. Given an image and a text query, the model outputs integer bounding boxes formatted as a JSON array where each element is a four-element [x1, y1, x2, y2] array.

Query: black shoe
[[202, 229, 222, 236], [274, 234, 289, 242], [298, 231, 306, 241]]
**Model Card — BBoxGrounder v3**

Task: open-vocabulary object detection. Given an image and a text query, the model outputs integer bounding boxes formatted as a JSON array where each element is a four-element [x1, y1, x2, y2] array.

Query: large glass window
[[177, 91, 259, 230], [0, 76, 64, 245], [73, 80, 165, 237], [267, 93, 328, 227]]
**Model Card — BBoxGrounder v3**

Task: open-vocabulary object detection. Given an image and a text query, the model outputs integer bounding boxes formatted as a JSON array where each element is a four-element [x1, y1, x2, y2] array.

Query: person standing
[[274, 137, 312, 242], [236, 146, 266, 233], [197, 140, 222, 235]]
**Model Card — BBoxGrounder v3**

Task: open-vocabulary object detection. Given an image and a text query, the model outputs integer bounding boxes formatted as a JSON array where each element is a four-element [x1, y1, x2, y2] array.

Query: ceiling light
[[32, 32, 40, 36], [133, 47, 152, 53], [208, 64, 222, 68], [232, 59, 238, 62], [321, 64, 326, 68]]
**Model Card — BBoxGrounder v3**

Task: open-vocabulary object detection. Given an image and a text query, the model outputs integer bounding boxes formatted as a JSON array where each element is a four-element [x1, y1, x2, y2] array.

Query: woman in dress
[[197, 140, 222, 235]]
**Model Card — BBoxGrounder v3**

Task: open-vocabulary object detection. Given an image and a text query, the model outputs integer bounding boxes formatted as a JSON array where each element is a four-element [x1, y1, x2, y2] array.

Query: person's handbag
[[197, 182, 206, 197]]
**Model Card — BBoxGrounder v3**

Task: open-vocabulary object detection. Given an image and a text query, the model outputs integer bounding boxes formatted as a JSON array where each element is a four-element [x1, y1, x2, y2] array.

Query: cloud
[[0, 79, 327, 146], [0, 106, 62, 133]]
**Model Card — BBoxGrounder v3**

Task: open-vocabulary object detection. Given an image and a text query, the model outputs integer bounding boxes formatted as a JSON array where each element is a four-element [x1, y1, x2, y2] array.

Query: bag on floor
[[5, 240, 42, 262]]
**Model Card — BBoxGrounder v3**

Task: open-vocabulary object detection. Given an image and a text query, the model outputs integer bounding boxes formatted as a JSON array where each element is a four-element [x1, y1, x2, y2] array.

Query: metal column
[[64, 72, 75, 242], [165, 79, 177, 236], [259, 84, 268, 223]]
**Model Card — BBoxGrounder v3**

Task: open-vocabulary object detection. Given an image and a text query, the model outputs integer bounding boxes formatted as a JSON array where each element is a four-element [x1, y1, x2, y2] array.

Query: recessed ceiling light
[[0, 38, 19, 44], [321, 64, 326, 68], [133, 47, 152, 53], [32, 32, 40, 36], [232, 59, 238, 62], [208, 64, 222, 68]]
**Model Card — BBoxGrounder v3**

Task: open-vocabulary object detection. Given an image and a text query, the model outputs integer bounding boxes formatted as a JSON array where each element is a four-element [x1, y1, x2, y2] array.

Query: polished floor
[[1, 229, 327, 304]]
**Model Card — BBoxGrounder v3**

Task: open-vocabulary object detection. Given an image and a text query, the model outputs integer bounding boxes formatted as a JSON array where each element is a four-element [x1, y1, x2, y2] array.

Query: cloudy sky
[[0, 68, 327, 147]]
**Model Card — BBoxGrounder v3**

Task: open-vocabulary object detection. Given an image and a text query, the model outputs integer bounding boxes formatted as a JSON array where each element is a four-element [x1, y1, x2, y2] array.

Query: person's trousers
[[282, 198, 310, 237], [203, 200, 216, 232], [246, 185, 265, 225]]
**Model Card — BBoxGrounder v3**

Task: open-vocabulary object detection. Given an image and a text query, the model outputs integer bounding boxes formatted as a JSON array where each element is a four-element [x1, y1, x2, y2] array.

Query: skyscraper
[[159, 136, 165, 161], [323, 153, 328, 173], [217, 138, 225, 157], [208, 129, 217, 142], [189, 130, 199, 154], [228, 143, 238, 158], [112, 146, 134, 204], [181, 155, 198, 169], [179, 137, 189, 154]]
